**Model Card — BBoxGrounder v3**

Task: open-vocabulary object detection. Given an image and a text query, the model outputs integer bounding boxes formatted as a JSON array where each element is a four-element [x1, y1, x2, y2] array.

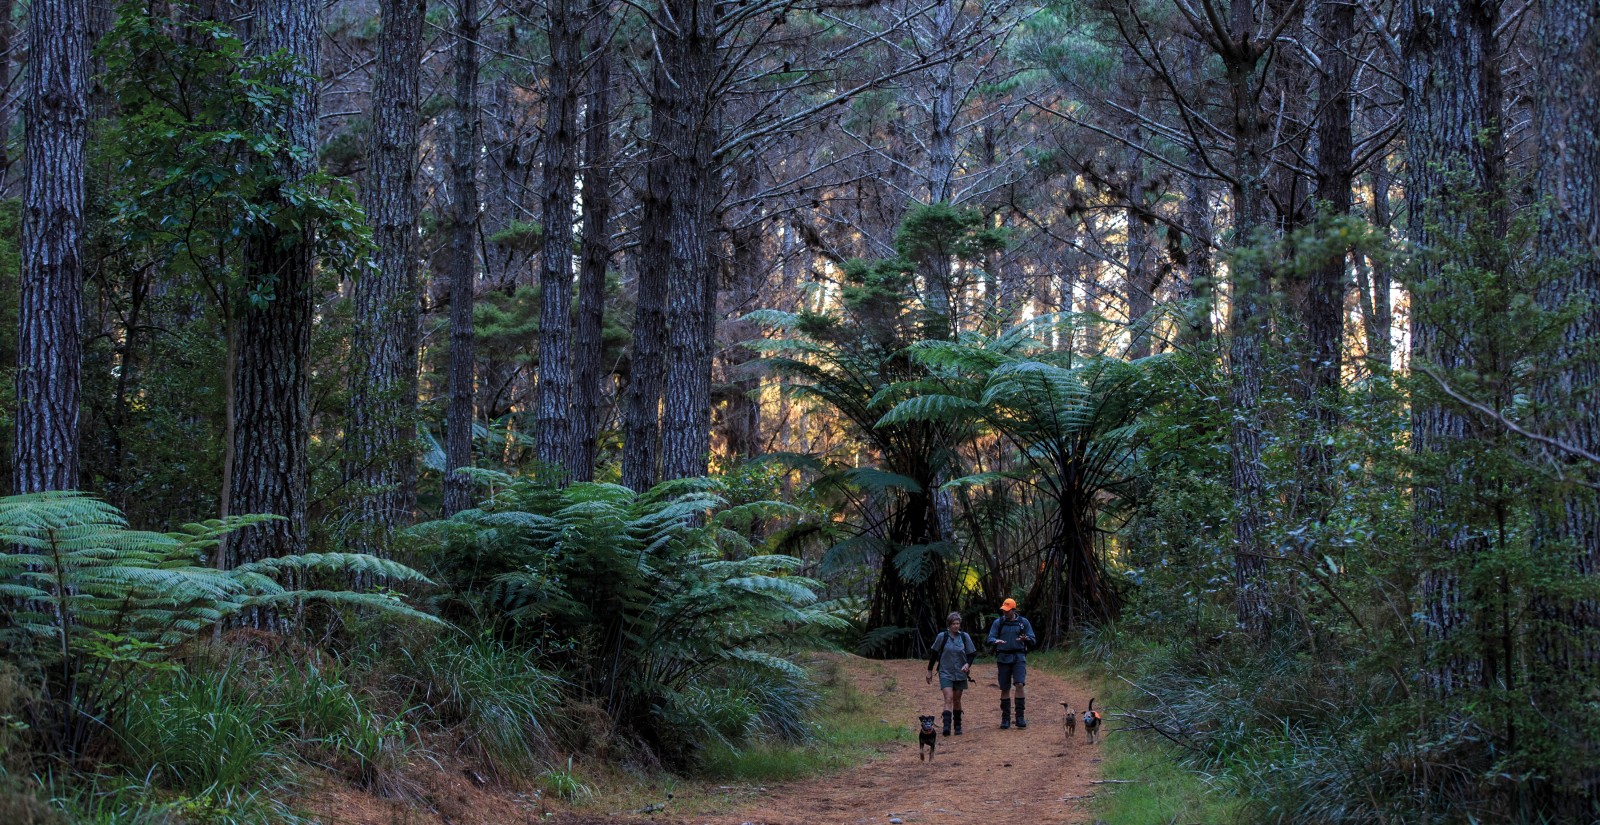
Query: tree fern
[[415, 475, 840, 761], [0, 491, 435, 756]]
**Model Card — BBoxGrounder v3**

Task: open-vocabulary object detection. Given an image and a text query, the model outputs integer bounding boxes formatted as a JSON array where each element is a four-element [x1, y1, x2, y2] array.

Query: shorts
[[997, 659, 1027, 691], [939, 677, 969, 691]]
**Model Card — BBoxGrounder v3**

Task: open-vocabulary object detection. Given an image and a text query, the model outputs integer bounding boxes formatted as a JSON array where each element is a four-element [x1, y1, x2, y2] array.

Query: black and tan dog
[[917, 715, 938, 761], [1059, 700, 1077, 741], [1083, 698, 1103, 744]]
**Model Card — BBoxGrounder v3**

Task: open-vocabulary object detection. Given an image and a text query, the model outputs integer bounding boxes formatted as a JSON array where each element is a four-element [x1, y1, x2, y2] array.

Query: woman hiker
[[925, 611, 978, 736]]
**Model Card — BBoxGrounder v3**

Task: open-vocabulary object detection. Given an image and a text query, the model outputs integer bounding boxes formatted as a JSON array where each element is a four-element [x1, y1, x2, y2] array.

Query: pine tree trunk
[[719, 176, 764, 461], [14, 0, 88, 495], [652, 0, 720, 484], [534, 0, 582, 480], [1400, 0, 1503, 699], [222, 0, 319, 566], [1529, 0, 1600, 811], [346, 0, 424, 553], [0, 0, 18, 198], [1224, 1, 1272, 638], [1300, 0, 1356, 500], [442, 0, 481, 516], [570, 1, 613, 483], [1124, 106, 1160, 360]]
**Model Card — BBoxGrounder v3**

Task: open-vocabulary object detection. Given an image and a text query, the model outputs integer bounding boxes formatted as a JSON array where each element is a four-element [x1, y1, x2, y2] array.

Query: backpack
[[931, 630, 972, 658]]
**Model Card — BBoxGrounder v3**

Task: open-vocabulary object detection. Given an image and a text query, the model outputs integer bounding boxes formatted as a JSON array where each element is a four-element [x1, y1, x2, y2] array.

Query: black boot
[[953, 710, 963, 735], [1015, 698, 1028, 729], [1000, 698, 1012, 729], [941, 710, 952, 737]]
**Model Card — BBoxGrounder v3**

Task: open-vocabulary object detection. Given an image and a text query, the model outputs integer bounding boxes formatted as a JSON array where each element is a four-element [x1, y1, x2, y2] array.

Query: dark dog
[[1083, 698, 1103, 744], [1060, 701, 1077, 741], [918, 715, 938, 761]]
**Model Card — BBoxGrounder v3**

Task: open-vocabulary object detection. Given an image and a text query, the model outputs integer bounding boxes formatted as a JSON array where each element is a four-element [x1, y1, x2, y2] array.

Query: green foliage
[[539, 758, 592, 801], [117, 671, 283, 797], [97, 5, 372, 309], [401, 638, 560, 775], [413, 473, 841, 762], [0, 491, 434, 756]]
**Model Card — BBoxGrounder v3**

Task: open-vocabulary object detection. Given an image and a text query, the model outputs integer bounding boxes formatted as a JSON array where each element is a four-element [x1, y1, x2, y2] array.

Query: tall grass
[[403, 637, 559, 775]]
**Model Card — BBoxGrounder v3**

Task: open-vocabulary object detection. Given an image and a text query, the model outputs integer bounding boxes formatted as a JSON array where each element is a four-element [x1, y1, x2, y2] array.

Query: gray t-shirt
[[928, 630, 978, 682]]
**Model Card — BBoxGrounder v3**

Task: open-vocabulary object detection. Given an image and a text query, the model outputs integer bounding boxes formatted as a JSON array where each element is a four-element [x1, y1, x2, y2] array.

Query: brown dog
[[1060, 701, 1077, 741], [918, 715, 938, 761], [1083, 698, 1103, 744]]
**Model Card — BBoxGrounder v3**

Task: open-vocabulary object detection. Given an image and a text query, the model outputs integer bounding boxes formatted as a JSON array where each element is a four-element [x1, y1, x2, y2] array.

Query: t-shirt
[[927, 630, 977, 682], [987, 615, 1035, 663]]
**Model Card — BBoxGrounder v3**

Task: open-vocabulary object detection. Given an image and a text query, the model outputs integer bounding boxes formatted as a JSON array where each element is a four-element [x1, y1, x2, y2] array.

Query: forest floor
[[297, 656, 1106, 825]]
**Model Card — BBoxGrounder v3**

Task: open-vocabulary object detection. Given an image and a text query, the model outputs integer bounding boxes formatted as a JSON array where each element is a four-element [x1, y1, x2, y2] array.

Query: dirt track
[[699, 657, 1104, 825]]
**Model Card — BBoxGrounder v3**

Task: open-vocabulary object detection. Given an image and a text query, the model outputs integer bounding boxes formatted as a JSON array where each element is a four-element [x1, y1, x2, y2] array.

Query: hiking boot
[[1000, 698, 1012, 729], [953, 710, 963, 735], [1015, 698, 1028, 729], [941, 710, 952, 737]]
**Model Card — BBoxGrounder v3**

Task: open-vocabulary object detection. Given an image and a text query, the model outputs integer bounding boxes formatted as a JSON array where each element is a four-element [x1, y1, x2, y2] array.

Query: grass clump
[[695, 656, 903, 783]]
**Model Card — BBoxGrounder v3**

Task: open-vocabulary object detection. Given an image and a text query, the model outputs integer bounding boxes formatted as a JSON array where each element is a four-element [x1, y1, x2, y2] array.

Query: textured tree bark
[[1223, 0, 1272, 639], [1400, 0, 1503, 698], [1529, 0, 1599, 811], [345, 0, 425, 553], [648, 0, 721, 484], [222, 0, 319, 566], [1300, 0, 1356, 500], [0, 0, 18, 197], [442, 0, 481, 516], [1123, 96, 1160, 360], [14, 0, 88, 495], [570, 1, 613, 483], [533, 0, 582, 480]]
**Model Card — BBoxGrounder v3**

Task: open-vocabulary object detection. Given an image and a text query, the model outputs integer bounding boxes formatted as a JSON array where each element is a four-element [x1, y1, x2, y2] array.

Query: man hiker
[[925, 611, 977, 736], [986, 598, 1035, 729]]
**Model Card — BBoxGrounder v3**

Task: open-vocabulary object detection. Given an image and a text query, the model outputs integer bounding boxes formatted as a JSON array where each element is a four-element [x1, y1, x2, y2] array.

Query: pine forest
[[0, 0, 1596, 822]]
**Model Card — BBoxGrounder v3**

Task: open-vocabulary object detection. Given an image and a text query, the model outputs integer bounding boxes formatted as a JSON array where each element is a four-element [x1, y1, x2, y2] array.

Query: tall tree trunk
[[1529, 0, 1599, 812], [1124, 92, 1160, 360], [1224, 0, 1272, 638], [222, 0, 319, 566], [442, 0, 481, 516], [718, 165, 763, 461], [14, 0, 88, 495], [345, 0, 425, 553], [1400, 0, 1503, 698], [570, 0, 613, 483], [1178, 41, 1215, 346], [0, 0, 18, 198], [534, 0, 582, 480], [1300, 0, 1356, 499], [1354, 165, 1395, 370], [653, 0, 720, 483]]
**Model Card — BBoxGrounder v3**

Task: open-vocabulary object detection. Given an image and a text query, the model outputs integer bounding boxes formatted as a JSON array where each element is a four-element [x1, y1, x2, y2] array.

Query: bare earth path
[[701, 657, 1103, 825]]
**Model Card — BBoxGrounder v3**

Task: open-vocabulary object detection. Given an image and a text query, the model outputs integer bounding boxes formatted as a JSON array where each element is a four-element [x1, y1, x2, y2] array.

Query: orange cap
[[1000, 598, 1017, 612]]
